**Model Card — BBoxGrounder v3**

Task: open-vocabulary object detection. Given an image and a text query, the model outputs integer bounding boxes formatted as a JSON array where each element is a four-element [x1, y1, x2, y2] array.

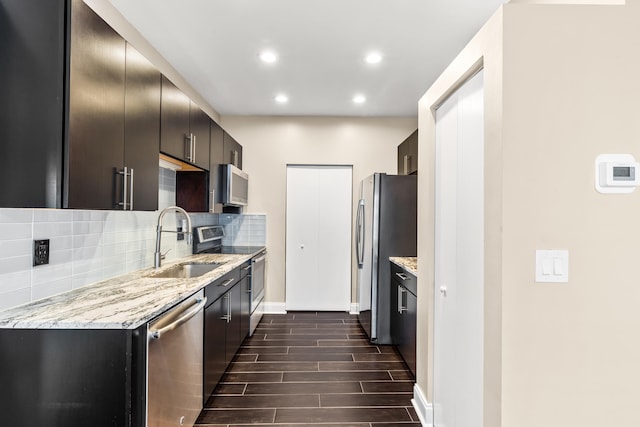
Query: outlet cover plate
[[33, 239, 50, 266]]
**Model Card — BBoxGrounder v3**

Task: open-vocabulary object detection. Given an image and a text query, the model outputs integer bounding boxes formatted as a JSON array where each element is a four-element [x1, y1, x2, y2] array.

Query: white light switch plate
[[535, 250, 569, 283]]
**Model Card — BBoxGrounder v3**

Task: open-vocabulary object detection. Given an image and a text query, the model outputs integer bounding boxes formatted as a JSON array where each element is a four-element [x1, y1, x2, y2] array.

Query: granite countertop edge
[[389, 256, 418, 276], [0, 249, 264, 330]]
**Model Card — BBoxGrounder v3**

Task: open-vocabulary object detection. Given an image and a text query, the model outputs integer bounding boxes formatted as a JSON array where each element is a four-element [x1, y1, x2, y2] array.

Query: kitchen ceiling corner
[[108, 0, 506, 117]]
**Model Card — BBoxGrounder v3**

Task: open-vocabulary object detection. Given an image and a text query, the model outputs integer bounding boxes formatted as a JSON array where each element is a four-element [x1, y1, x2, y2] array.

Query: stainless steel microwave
[[222, 164, 248, 206]]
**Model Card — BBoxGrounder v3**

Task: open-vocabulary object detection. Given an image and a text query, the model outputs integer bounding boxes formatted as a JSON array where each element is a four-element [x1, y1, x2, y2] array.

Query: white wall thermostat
[[595, 154, 640, 194]]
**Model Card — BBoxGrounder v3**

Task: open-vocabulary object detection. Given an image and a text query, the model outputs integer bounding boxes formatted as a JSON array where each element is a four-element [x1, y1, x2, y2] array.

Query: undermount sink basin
[[149, 263, 223, 279]]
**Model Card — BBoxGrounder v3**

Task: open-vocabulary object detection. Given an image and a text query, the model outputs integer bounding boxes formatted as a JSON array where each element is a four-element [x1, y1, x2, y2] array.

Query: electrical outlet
[[33, 239, 50, 266]]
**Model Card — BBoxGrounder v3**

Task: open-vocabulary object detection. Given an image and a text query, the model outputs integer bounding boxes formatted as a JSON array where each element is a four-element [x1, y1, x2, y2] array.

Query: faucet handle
[[161, 248, 171, 260]]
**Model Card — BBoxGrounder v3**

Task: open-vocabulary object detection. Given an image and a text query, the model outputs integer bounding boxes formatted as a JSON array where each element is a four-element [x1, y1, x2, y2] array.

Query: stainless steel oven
[[249, 250, 266, 335]]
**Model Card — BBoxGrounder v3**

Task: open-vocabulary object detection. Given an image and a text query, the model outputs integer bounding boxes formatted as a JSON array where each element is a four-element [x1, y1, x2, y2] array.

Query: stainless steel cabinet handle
[[185, 133, 194, 162], [242, 265, 252, 271], [217, 278, 235, 287], [398, 286, 407, 314], [220, 294, 230, 321], [395, 272, 408, 281], [118, 167, 128, 210], [129, 168, 134, 210], [150, 296, 207, 339], [192, 134, 196, 164]]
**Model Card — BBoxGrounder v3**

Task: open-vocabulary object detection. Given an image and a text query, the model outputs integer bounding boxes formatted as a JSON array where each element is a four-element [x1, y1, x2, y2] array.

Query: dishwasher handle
[[150, 296, 207, 340]]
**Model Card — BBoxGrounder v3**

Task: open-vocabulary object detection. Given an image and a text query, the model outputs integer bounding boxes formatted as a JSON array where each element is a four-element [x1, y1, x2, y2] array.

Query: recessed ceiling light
[[353, 94, 366, 104], [275, 94, 288, 104], [259, 50, 278, 63], [365, 52, 382, 64]]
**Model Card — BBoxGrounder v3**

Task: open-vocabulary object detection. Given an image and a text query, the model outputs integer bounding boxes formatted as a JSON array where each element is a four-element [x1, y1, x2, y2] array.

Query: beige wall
[[220, 116, 417, 306], [418, 1, 640, 426]]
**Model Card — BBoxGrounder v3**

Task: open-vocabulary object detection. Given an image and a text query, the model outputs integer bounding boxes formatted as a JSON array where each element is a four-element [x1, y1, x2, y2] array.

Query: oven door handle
[[252, 255, 266, 264]]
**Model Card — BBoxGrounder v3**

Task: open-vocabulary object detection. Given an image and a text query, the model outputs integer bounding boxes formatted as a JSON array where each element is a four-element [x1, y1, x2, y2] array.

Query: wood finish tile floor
[[196, 312, 420, 427]]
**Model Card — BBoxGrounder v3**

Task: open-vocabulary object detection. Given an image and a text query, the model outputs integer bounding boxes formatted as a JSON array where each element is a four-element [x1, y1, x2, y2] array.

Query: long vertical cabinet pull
[[117, 167, 134, 210], [122, 166, 127, 210], [185, 133, 194, 163], [129, 168, 134, 210], [220, 294, 231, 322], [192, 134, 196, 164], [398, 286, 407, 314]]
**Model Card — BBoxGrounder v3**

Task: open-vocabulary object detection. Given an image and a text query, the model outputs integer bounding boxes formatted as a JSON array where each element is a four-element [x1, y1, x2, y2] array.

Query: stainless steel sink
[[149, 263, 222, 279]]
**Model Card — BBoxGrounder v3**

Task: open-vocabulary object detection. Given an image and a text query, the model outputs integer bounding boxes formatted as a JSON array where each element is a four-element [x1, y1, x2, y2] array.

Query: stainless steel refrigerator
[[356, 173, 417, 344]]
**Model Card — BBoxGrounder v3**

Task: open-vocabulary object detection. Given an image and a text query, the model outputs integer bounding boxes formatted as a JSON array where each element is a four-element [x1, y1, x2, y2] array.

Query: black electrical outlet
[[33, 239, 50, 266]]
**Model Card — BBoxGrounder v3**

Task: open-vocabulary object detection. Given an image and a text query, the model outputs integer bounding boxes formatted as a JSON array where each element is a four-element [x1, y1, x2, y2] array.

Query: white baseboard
[[350, 303, 359, 314], [412, 383, 433, 426], [263, 302, 286, 314]]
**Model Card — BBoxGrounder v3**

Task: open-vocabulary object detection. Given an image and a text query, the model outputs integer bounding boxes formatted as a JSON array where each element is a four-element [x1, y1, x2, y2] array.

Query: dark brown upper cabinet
[[0, 0, 67, 208], [66, 1, 160, 210], [189, 102, 211, 170], [223, 131, 243, 170], [209, 121, 225, 213], [160, 76, 210, 170], [123, 43, 161, 211], [0, 0, 160, 210], [65, 0, 129, 210], [397, 129, 418, 175]]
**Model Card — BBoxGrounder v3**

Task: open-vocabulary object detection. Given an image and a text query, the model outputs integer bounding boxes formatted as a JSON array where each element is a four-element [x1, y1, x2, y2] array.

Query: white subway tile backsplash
[[31, 262, 73, 287], [0, 288, 30, 311], [33, 209, 73, 222], [33, 222, 73, 238], [0, 191, 266, 312], [72, 270, 103, 290], [0, 271, 31, 294], [0, 209, 33, 223], [0, 223, 32, 241], [0, 255, 32, 276], [72, 233, 102, 249], [50, 249, 73, 265], [0, 240, 32, 258], [31, 279, 72, 301]]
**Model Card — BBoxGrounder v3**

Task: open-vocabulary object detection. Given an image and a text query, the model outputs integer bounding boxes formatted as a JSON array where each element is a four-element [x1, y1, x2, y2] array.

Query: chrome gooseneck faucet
[[154, 206, 193, 268]]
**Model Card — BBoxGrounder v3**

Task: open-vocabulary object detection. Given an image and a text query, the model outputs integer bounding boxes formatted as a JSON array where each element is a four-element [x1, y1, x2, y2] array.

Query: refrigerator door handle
[[356, 199, 365, 268]]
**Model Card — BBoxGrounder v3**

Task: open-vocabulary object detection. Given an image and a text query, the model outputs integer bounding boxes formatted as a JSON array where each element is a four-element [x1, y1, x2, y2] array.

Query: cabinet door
[[124, 43, 160, 211], [239, 275, 251, 342], [66, 0, 126, 209], [204, 296, 227, 402], [226, 283, 242, 364], [160, 76, 190, 161], [400, 288, 417, 377], [189, 101, 210, 170], [397, 129, 418, 175], [390, 278, 402, 345], [209, 121, 224, 212], [223, 131, 242, 169], [0, 0, 66, 208]]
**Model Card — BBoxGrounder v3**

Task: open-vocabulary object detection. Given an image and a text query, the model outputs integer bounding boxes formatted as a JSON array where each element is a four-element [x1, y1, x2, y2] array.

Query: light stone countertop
[[390, 257, 418, 276], [0, 251, 262, 330]]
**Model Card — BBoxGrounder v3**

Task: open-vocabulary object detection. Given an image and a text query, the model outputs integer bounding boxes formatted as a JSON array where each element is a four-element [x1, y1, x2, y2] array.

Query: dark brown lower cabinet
[[390, 262, 417, 378], [0, 327, 147, 427], [203, 265, 249, 403]]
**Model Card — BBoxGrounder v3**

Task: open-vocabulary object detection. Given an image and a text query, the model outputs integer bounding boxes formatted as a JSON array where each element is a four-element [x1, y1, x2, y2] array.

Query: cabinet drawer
[[238, 259, 252, 279], [390, 262, 417, 296], [205, 268, 240, 304]]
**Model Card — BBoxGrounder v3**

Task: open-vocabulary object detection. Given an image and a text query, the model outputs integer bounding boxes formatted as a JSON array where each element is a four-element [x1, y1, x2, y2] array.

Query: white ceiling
[[109, 0, 506, 117]]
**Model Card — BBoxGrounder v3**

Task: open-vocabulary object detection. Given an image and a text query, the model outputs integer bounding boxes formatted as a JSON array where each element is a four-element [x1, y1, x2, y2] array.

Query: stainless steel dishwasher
[[147, 291, 206, 427]]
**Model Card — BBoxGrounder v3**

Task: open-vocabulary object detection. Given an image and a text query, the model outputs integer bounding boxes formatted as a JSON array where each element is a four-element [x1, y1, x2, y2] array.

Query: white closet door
[[285, 165, 352, 311], [434, 69, 485, 427]]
